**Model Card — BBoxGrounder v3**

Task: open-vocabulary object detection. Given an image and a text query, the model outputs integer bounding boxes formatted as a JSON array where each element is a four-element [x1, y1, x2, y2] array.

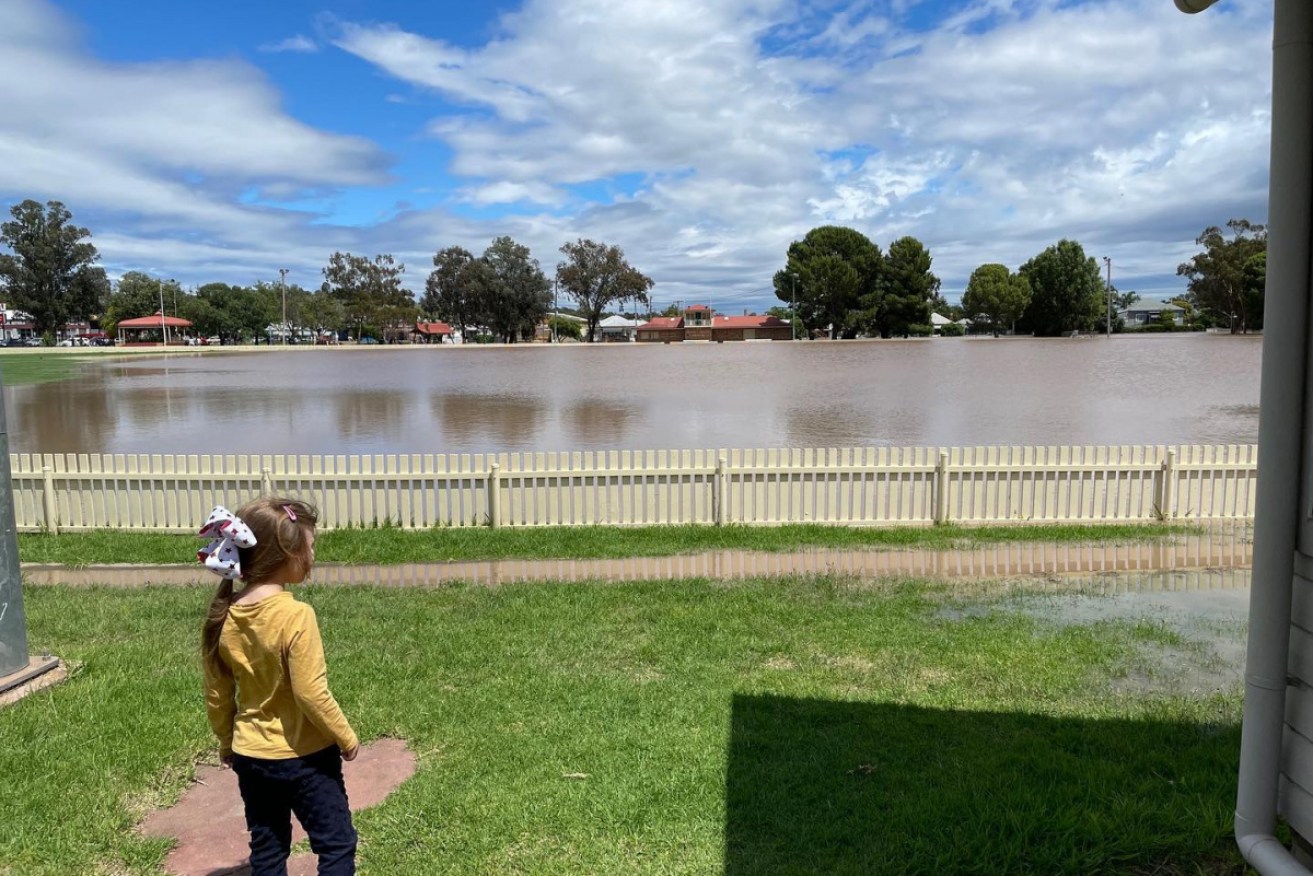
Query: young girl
[[200, 498, 360, 876]]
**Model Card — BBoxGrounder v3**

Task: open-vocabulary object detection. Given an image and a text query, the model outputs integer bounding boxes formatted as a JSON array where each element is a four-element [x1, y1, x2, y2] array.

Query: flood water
[[9, 333, 1261, 454]]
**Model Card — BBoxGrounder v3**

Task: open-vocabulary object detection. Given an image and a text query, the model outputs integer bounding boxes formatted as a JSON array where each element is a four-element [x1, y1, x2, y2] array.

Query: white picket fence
[[7, 444, 1258, 533]]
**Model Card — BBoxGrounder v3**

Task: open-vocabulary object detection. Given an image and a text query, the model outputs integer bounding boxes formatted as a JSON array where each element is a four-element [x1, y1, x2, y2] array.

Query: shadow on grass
[[724, 694, 1243, 875]]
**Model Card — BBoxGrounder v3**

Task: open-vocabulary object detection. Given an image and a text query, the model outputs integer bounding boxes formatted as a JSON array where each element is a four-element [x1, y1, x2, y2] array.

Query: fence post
[[934, 451, 949, 524], [261, 467, 274, 496], [1160, 449, 1178, 521], [488, 461, 501, 529], [41, 466, 58, 535], [714, 457, 727, 526]]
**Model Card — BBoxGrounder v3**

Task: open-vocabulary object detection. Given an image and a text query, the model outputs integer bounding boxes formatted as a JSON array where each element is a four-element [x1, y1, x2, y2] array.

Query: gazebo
[[115, 312, 192, 346]]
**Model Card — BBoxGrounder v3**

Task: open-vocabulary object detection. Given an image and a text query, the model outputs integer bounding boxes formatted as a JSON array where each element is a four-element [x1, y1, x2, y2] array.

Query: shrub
[[939, 323, 966, 337]]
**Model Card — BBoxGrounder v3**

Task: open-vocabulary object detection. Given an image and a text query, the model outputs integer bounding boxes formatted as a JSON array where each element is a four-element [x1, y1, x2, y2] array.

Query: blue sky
[[0, 0, 1273, 312]]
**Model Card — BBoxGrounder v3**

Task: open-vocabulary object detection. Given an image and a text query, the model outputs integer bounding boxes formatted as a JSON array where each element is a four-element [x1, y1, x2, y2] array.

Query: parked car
[[358, 336, 380, 345]]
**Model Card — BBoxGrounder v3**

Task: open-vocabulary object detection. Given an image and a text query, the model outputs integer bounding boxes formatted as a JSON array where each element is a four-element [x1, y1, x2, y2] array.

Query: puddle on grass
[[24, 523, 1251, 589]]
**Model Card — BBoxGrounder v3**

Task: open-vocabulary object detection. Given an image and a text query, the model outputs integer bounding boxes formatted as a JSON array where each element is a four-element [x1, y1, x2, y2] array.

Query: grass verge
[[0, 352, 95, 386], [2, 577, 1242, 875], [17, 522, 1200, 567]]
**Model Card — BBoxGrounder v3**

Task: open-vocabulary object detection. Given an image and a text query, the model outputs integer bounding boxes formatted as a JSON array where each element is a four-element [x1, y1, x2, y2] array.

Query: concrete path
[[140, 739, 416, 876]]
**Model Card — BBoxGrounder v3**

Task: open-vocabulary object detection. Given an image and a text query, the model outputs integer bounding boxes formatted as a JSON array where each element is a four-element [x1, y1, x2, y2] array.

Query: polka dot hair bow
[[197, 505, 257, 580]]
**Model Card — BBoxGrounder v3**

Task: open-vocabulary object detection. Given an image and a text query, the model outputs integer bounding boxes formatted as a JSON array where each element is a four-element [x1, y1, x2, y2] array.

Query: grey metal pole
[[280, 268, 288, 345], [790, 273, 798, 341], [0, 366, 31, 677], [1104, 257, 1112, 337], [158, 278, 167, 347]]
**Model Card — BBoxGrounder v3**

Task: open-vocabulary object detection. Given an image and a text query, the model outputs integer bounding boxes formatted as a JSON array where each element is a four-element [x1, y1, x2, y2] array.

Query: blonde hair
[[201, 497, 319, 674]]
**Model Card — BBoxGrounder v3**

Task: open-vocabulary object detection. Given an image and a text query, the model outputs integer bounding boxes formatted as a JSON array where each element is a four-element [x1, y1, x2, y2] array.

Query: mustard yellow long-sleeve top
[[204, 591, 358, 759]]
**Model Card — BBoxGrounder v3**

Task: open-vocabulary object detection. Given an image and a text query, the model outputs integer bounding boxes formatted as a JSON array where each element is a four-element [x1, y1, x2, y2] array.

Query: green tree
[[548, 316, 583, 340], [190, 283, 268, 342], [929, 289, 964, 322], [659, 303, 682, 318], [478, 236, 552, 343], [556, 239, 654, 343], [873, 236, 938, 338], [322, 252, 413, 338], [773, 226, 881, 339], [0, 200, 108, 336], [1018, 239, 1104, 336], [1176, 219, 1267, 334], [103, 272, 184, 337], [961, 264, 1031, 338], [424, 246, 480, 335]]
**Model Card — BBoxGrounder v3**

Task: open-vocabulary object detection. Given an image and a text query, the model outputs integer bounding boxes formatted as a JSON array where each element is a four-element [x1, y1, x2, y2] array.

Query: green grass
[[2, 577, 1244, 875], [0, 352, 95, 386], [17, 522, 1199, 567]]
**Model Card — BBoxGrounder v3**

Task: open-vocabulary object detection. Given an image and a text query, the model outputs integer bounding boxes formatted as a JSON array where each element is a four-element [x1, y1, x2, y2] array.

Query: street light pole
[[552, 279, 558, 344], [1103, 257, 1112, 338], [158, 278, 168, 347], [279, 269, 288, 346], [789, 272, 798, 341]]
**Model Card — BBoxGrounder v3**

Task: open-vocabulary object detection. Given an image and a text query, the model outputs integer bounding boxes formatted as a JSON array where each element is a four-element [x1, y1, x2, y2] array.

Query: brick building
[[636, 305, 792, 342]]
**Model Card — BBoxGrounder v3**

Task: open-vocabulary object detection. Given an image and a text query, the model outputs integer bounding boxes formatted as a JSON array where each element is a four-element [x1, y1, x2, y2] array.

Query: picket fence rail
[[8, 444, 1258, 534]]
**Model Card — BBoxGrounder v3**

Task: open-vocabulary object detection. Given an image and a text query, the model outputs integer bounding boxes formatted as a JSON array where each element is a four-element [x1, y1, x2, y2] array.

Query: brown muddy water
[[7, 333, 1261, 454]]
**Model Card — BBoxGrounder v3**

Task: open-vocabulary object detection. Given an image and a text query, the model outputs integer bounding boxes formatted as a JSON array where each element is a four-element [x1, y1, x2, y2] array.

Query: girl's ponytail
[[201, 577, 237, 675]]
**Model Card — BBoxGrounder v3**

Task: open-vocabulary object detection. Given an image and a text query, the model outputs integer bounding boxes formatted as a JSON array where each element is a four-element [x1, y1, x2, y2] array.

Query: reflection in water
[[334, 391, 413, 443], [562, 399, 642, 447], [782, 402, 884, 448], [6, 335, 1263, 454], [26, 525, 1251, 589], [432, 393, 546, 449]]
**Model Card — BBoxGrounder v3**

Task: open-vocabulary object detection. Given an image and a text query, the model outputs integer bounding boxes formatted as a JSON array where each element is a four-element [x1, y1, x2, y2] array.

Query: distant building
[[412, 321, 454, 344], [598, 314, 643, 342], [636, 305, 792, 342], [1119, 299, 1185, 327]]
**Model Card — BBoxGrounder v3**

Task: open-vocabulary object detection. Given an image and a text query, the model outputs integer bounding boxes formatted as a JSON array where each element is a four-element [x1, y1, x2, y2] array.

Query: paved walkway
[[140, 739, 416, 876]]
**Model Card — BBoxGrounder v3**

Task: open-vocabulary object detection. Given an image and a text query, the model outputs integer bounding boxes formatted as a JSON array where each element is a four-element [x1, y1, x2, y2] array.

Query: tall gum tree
[[0, 200, 108, 337], [1177, 219, 1267, 333], [556, 239, 653, 343]]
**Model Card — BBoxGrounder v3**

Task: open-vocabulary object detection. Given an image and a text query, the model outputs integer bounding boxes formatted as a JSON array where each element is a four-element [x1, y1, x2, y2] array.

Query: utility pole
[[1104, 257, 1112, 338], [552, 278, 558, 344], [279, 269, 289, 346]]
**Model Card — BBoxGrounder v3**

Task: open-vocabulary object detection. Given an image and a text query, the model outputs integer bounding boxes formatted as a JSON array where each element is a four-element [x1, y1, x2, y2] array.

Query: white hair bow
[[197, 505, 257, 580]]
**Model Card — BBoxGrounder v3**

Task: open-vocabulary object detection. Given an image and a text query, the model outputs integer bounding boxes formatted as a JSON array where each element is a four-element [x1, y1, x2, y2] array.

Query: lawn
[[0, 352, 95, 386], [16, 522, 1200, 566], [1, 576, 1244, 875]]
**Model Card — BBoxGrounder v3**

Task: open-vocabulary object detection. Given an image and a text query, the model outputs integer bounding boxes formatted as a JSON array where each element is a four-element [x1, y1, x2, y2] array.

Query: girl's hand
[[343, 743, 360, 762]]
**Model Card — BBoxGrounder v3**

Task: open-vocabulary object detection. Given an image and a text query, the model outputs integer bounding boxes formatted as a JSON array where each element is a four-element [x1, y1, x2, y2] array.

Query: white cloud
[[0, 0, 1275, 308], [327, 0, 1272, 302], [260, 34, 319, 53]]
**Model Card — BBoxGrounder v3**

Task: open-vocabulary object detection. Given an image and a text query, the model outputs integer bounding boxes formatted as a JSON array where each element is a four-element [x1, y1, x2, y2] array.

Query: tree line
[[0, 199, 1267, 344], [775, 222, 1267, 338], [0, 200, 654, 343]]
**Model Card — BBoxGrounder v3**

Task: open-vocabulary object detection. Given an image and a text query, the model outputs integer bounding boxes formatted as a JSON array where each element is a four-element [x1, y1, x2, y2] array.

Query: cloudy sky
[[0, 0, 1271, 312]]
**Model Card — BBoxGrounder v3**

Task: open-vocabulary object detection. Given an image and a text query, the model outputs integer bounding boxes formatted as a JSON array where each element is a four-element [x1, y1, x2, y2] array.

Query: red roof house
[[412, 321, 454, 343]]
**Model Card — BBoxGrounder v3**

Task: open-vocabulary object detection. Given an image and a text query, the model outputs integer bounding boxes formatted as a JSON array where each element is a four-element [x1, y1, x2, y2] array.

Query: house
[[636, 305, 793, 343], [1119, 299, 1185, 327], [930, 312, 965, 335], [412, 321, 454, 344], [598, 314, 643, 342], [535, 311, 588, 342]]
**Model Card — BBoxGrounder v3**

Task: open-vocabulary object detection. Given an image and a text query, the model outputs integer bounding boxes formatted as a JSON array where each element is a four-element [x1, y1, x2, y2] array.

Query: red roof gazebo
[[115, 312, 193, 346]]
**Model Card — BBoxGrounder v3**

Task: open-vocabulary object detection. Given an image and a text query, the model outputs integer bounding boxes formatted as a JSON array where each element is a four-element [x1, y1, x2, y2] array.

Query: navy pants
[[232, 746, 357, 876]]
